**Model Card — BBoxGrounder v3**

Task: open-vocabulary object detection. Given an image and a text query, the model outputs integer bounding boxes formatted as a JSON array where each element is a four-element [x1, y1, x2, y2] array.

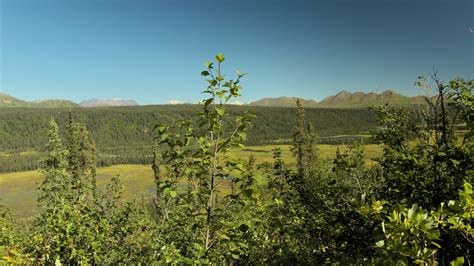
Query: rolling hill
[[0, 92, 30, 107]]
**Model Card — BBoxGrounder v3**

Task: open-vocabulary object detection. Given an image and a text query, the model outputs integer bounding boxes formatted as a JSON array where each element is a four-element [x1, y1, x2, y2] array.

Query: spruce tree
[[66, 112, 97, 202], [78, 125, 97, 200], [304, 121, 318, 176], [38, 118, 70, 206], [292, 100, 318, 178], [293, 100, 306, 178]]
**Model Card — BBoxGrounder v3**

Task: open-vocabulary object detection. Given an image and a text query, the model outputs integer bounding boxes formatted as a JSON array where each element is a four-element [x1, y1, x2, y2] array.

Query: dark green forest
[[0, 55, 472, 264], [0, 104, 377, 173]]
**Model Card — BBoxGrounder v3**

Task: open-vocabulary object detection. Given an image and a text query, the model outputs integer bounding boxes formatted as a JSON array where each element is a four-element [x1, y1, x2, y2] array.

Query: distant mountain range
[[79, 99, 139, 107], [248, 90, 426, 108], [0, 93, 139, 108], [1, 90, 427, 109]]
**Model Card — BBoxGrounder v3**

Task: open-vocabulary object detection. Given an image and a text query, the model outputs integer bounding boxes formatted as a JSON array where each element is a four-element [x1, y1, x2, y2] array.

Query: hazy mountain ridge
[[0, 93, 79, 108], [0, 93, 140, 108], [79, 99, 139, 107], [249, 90, 426, 108]]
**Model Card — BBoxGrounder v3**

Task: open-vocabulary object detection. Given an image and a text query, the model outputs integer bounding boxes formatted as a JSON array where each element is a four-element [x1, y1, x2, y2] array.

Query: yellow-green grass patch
[[0, 165, 156, 217], [0, 144, 383, 217]]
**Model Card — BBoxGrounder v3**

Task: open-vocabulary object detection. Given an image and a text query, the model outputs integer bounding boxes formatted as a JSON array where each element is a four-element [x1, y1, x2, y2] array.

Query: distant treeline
[[0, 105, 378, 172]]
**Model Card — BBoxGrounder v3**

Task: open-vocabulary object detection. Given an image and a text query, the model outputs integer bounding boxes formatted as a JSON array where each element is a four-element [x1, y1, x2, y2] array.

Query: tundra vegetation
[[0, 55, 472, 264]]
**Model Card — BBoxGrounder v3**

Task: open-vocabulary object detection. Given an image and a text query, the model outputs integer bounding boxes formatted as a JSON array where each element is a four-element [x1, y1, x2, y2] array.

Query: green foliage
[[0, 206, 27, 264], [250, 74, 473, 264], [30, 117, 99, 263], [1, 56, 472, 264], [365, 74, 474, 263], [363, 180, 473, 264], [253, 147, 318, 264], [373, 75, 473, 211], [377, 204, 441, 264], [28, 115, 160, 264]]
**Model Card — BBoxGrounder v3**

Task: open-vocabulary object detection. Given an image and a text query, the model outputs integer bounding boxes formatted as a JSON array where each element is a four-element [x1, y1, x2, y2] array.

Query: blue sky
[[1, 0, 472, 104]]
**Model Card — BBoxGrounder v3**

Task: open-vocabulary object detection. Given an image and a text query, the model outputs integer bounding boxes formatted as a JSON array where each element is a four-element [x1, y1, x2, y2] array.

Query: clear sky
[[1, 0, 472, 104]]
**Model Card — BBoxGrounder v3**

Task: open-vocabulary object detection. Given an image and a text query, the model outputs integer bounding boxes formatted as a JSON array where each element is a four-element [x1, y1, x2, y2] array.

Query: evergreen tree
[[78, 125, 97, 200], [292, 100, 318, 178], [304, 122, 318, 176], [38, 118, 70, 205], [293, 100, 306, 178], [66, 112, 97, 202]]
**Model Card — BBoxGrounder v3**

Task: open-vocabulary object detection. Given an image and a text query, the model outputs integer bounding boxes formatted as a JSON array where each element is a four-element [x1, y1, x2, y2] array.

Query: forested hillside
[[0, 105, 378, 172], [0, 105, 377, 151]]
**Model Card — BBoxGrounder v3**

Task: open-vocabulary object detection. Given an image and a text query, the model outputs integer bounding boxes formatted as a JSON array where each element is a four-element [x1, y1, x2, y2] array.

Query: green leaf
[[220, 234, 230, 240], [463, 181, 472, 194], [203, 98, 213, 106], [432, 241, 441, 249], [236, 70, 246, 78], [158, 126, 167, 134], [375, 240, 384, 248], [169, 190, 177, 198], [450, 257, 465, 266], [161, 133, 170, 141], [408, 204, 418, 219], [216, 53, 225, 63], [201, 70, 210, 76], [216, 107, 225, 116]]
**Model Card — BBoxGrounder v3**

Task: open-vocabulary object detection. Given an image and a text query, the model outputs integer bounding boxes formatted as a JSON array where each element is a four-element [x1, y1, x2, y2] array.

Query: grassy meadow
[[0, 165, 156, 217], [0, 144, 382, 217]]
